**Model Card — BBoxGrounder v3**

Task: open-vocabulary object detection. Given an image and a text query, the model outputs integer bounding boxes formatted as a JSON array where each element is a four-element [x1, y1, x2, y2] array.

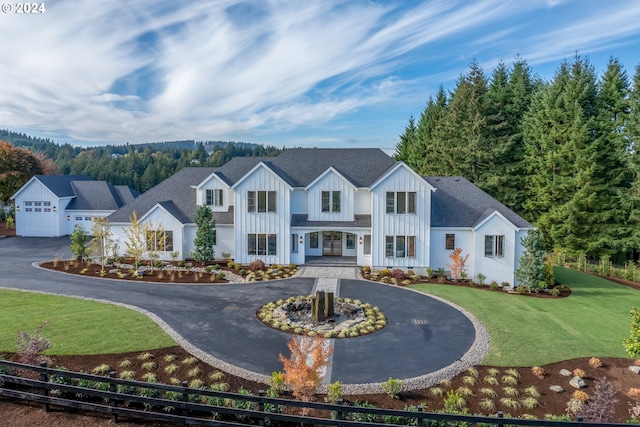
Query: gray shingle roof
[[35, 175, 93, 197], [108, 167, 234, 225], [424, 176, 532, 229], [114, 186, 139, 205], [66, 181, 132, 211]]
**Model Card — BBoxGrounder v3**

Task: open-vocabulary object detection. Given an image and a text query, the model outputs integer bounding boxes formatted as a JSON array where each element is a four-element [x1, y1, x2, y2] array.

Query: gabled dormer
[[193, 172, 232, 212], [305, 167, 357, 222]]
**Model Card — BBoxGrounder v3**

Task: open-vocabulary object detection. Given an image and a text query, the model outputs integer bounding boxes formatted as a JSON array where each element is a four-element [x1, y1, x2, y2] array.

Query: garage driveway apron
[[0, 237, 481, 387]]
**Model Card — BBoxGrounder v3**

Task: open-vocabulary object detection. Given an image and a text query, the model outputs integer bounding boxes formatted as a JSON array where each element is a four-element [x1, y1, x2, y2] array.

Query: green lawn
[[412, 267, 637, 366], [0, 289, 176, 355]]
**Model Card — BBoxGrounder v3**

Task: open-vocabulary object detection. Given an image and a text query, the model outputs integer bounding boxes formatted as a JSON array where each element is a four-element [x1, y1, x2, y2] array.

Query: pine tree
[[193, 205, 216, 264]]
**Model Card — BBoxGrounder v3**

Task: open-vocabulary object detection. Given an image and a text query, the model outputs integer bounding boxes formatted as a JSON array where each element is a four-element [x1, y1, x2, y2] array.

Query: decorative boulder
[[629, 366, 640, 374], [109, 269, 121, 274], [569, 376, 587, 389], [559, 369, 572, 376], [549, 385, 565, 393], [134, 269, 145, 277]]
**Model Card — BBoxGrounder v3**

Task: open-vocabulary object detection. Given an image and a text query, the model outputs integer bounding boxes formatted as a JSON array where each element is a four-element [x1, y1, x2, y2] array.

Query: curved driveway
[[0, 237, 484, 390]]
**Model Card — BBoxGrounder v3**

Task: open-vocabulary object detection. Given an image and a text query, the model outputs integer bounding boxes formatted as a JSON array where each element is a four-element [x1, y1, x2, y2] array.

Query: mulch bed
[[0, 221, 16, 238], [2, 348, 640, 425]]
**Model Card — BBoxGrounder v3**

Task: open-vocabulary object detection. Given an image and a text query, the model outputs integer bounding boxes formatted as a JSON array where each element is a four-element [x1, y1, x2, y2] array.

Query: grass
[[0, 289, 176, 355], [411, 267, 637, 366]]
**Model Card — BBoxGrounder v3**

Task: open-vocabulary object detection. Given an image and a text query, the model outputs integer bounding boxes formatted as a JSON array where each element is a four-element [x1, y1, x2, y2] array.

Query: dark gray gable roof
[[425, 176, 532, 229], [66, 181, 131, 211], [35, 175, 93, 197], [108, 167, 222, 224], [268, 148, 396, 187], [214, 157, 276, 186], [114, 186, 139, 205]]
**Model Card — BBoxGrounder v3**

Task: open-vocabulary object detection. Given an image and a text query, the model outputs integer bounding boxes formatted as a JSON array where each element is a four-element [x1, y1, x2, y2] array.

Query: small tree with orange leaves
[[279, 335, 332, 406], [446, 247, 469, 281]]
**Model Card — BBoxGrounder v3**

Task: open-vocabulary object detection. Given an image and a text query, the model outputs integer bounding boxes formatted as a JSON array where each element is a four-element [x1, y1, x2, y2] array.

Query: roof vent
[[455, 178, 460, 181]]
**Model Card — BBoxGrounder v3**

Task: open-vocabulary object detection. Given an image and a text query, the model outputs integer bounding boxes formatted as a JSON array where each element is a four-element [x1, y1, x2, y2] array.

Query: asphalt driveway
[[0, 237, 483, 388]]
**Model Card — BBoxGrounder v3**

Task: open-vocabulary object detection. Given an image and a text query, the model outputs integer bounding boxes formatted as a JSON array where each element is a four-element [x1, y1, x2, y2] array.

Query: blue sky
[[1, 0, 639, 151]]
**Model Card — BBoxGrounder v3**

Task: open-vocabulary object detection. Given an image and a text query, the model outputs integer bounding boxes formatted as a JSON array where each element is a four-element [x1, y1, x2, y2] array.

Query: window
[[310, 232, 319, 248], [44, 208, 51, 212], [43, 202, 51, 207], [248, 234, 277, 256], [25, 202, 32, 206], [25, 208, 32, 212], [75, 216, 83, 221], [346, 233, 355, 249], [206, 189, 223, 206], [146, 230, 173, 252], [485, 235, 505, 258], [321, 191, 341, 213], [34, 208, 42, 212], [446, 234, 455, 250], [248, 191, 276, 213], [292, 234, 298, 253], [85, 217, 91, 221], [385, 235, 416, 258], [363, 235, 371, 255], [386, 192, 416, 214]]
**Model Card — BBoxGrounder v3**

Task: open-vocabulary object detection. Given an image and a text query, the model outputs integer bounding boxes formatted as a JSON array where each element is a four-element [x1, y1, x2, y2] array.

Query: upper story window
[[206, 189, 223, 206], [248, 191, 276, 213], [446, 234, 455, 250], [321, 191, 341, 213], [386, 192, 416, 214], [484, 235, 504, 258]]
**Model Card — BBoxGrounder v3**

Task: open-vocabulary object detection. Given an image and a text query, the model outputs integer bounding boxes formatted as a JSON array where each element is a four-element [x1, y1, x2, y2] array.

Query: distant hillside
[[0, 129, 283, 192]]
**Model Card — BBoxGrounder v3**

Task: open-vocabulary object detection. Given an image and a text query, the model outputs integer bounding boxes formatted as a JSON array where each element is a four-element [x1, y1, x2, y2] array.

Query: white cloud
[[0, 0, 639, 146]]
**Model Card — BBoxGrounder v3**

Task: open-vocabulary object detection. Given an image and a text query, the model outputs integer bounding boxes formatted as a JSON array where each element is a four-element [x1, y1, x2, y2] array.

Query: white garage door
[[23, 201, 56, 237]]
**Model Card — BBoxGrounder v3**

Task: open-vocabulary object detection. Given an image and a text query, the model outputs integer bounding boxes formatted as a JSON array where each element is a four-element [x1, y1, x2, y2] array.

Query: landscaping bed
[[40, 258, 298, 284], [2, 348, 640, 425]]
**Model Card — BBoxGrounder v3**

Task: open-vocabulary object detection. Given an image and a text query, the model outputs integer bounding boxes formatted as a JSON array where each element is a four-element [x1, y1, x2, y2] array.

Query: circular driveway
[[0, 237, 487, 390]]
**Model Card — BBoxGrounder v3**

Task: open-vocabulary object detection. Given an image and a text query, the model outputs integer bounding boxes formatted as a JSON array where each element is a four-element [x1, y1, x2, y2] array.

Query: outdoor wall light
[[16, 205, 20, 211], [299, 236, 303, 244], [66, 215, 70, 221], [52, 206, 57, 212], [359, 236, 363, 245]]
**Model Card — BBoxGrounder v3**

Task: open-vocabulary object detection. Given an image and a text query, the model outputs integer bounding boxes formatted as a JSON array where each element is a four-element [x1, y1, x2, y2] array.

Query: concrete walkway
[[0, 237, 488, 392]]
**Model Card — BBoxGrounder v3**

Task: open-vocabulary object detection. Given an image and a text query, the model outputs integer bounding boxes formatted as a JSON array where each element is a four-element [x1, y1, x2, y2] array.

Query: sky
[[1, 0, 640, 152]]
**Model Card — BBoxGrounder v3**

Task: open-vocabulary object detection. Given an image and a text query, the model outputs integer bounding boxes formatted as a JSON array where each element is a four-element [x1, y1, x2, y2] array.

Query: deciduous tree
[[123, 211, 145, 267], [279, 336, 332, 407], [0, 141, 43, 202], [69, 224, 89, 263], [446, 248, 469, 281]]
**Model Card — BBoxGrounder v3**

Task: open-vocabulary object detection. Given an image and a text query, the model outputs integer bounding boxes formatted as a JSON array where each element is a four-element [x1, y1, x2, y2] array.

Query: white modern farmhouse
[[108, 148, 533, 285], [12, 175, 138, 237]]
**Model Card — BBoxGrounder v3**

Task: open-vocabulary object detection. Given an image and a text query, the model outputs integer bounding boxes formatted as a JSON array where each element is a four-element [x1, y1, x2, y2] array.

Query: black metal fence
[[0, 359, 630, 427]]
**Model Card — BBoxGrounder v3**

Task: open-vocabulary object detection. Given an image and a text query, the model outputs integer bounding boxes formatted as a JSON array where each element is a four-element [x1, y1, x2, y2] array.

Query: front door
[[322, 231, 342, 256]]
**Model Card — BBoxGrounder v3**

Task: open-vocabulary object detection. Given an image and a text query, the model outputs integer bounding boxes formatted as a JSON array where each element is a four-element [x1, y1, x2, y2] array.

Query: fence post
[[39, 361, 49, 412], [109, 371, 118, 424], [181, 380, 189, 421], [258, 389, 265, 427], [417, 404, 424, 427], [336, 398, 345, 423], [496, 411, 504, 427]]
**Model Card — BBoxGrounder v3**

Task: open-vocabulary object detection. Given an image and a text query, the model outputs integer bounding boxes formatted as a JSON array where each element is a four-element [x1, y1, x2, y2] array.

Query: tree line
[[395, 56, 640, 262], [0, 130, 284, 194]]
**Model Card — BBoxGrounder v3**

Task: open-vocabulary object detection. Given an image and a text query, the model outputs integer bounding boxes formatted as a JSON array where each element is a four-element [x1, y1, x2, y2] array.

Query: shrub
[[483, 376, 499, 386], [182, 356, 198, 366], [521, 397, 540, 409], [382, 377, 403, 399], [487, 367, 500, 377], [501, 375, 518, 385], [137, 352, 154, 361], [623, 306, 640, 358], [378, 268, 391, 278], [572, 390, 589, 402], [118, 359, 133, 368], [504, 368, 520, 377], [325, 380, 342, 404], [565, 397, 583, 418], [91, 364, 111, 375], [141, 372, 157, 382], [456, 386, 473, 397], [629, 388, 640, 400], [550, 287, 561, 296], [362, 265, 372, 274], [209, 371, 225, 382], [429, 387, 444, 397], [531, 366, 545, 379], [502, 387, 519, 397], [188, 367, 202, 378], [426, 267, 435, 278], [479, 398, 496, 411], [16, 320, 52, 366], [119, 370, 135, 380], [391, 268, 405, 280], [351, 401, 378, 423], [589, 357, 602, 368], [250, 259, 266, 271], [480, 388, 497, 397], [489, 281, 499, 290], [523, 386, 541, 398], [164, 364, 179, 375], [475, 273, 487, 286], [443, 390, 466, 413], [5, 216, 14, 229], [583, 377, 617, 423], [500, 397, 520, 410], [270, 371, 286, 394], [573, 368, 586, 378], [462, 376, 476, 386], [467, 367, 479, 377], [141, 361, 157, 371]]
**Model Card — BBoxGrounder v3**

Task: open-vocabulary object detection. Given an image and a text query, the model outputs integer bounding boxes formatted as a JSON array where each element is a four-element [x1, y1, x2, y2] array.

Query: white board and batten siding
[[196, 174, 233, 212], [429, 228, 475, 277], [370, 165, 432, 271], [233, 165, 291, 265], [354, 191, 371, 215], [183, 224, 235, 261], [14, 180, 66, 237], [473, 214, 520, 287], [306, 170, 355, 222]]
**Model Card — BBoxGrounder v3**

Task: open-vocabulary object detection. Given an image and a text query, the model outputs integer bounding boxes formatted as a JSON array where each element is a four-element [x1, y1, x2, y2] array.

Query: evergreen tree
[[394, 116, 417, 163], [515, 229, 546, 292], [69, 224, 89, 262], [0, 141, 43, 202], [410, 87, 447, 175], [434, 60, 489, 183], [193, 205, 216, 264]]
